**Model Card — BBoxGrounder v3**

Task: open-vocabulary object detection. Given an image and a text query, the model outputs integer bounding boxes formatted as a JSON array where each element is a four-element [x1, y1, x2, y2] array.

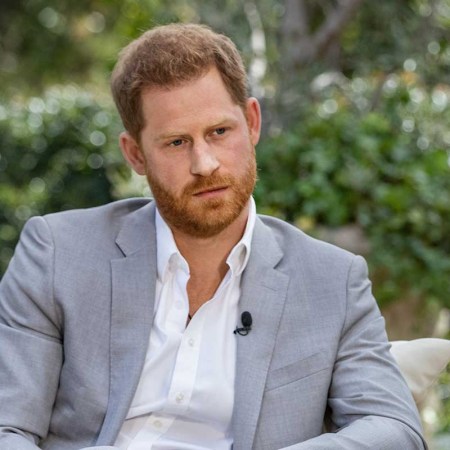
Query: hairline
[[133, 64, 250, 145]]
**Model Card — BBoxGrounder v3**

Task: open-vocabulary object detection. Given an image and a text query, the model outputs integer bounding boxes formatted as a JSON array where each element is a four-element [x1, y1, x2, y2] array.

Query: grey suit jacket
[[0, 199, 426, 449]]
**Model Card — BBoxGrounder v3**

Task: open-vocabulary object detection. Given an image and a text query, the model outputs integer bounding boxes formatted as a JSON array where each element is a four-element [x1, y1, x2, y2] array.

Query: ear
[[119, 131, 146, 175], [245, 97, 262, 146]]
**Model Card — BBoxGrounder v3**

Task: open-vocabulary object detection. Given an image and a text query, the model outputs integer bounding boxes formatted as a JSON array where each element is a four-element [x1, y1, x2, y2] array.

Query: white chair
[[390, 338, 450, 405]]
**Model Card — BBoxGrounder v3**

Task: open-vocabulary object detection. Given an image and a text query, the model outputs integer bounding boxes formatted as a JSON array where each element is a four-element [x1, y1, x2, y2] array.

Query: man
[[0, 23, 426, 450]]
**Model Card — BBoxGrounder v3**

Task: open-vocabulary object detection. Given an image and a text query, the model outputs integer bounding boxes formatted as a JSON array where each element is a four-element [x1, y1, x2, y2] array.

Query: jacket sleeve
[[0, 217, 63, 448], [282, 255, 427, 450]]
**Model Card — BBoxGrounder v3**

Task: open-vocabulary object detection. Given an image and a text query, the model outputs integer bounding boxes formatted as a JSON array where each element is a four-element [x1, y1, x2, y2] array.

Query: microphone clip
[[234, 311, 252, 336]]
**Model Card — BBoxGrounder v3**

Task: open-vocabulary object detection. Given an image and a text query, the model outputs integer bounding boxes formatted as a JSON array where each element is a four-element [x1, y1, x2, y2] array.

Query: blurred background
[[0, 0, 449, 447]]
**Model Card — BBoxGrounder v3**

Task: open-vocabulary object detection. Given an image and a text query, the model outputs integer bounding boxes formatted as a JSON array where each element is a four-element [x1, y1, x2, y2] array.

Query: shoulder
[[39, 198, 152, 234], [257, 214, 356, 264], [43, 197, 151, 225], [20, 198, 154, 259], [255, 214, 362, 291]]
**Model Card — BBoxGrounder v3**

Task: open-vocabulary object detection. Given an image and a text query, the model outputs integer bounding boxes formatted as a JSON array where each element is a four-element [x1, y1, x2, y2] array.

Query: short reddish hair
[[111, 23, 249, 140]]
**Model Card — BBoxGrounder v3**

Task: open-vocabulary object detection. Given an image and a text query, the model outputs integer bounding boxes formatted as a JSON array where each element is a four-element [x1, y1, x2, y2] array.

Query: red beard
[[147, 154, 257, 238]]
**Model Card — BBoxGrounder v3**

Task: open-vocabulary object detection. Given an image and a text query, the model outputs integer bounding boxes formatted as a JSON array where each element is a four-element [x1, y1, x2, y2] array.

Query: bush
[[1, 73, 449, 312], [0, 86, 126, 274], [255, 72, 450, 308]]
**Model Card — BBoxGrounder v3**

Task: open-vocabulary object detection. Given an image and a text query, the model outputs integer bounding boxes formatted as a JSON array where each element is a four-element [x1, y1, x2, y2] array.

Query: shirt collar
[[155, 208, 188, 281], [226, 196, 255, 277], [155, 197, 256, 281]]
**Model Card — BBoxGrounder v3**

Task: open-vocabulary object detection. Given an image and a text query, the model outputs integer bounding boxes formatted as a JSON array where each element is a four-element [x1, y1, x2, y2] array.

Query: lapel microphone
[[234, 311, 252, 336]]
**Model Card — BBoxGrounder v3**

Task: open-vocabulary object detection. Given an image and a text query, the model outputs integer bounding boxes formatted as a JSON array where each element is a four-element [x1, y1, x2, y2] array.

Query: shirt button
[[175, 392, 184, 403], [188, 338, 195, 347], [153, 419, 162, 429]]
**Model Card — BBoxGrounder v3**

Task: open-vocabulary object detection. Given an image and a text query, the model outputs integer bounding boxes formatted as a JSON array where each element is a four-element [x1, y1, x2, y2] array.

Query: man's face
[[120, 67, 261, 238]]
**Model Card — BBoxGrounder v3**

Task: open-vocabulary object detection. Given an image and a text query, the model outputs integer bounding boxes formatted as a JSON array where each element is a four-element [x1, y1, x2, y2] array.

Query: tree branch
[[282, 0, 364, 69], [312, 0, 364, 59]]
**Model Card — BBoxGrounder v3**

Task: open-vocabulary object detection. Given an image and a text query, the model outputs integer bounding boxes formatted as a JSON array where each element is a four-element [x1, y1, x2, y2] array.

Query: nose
[[190, 141, 220, 177]]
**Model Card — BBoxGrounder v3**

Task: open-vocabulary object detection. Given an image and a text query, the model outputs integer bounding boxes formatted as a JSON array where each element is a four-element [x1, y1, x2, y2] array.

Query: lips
[[193, 186, 228, 196]]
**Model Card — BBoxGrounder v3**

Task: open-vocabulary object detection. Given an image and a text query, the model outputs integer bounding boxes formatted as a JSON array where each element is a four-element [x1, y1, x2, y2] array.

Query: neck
[[168, 201, 250, 316]]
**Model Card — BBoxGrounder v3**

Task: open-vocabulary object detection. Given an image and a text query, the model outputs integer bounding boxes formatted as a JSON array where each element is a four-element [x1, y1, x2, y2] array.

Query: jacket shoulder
[[42, 198, 152, 233], [258, 215, 355, 258]]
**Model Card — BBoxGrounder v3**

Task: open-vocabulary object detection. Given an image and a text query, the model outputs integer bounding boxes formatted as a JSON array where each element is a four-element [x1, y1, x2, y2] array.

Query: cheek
[[146, 152, 181, 179], [226, 136, 255, 169], [149, 159, 191, 195], [222, 133, 251, 159]]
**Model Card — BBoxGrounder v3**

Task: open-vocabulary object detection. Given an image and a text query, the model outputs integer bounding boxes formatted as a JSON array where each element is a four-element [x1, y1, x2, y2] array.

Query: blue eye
[[215, 128, 226, 135], [171, 139, 184, 147]]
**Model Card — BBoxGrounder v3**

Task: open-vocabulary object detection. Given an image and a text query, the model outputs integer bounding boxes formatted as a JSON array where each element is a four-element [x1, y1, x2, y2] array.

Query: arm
[[0, 218, 121, 450], [0, 217, 62, 448], [283, 256, 427, 450]]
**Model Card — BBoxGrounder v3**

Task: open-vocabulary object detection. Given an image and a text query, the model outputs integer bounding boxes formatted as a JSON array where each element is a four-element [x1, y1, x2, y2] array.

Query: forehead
[[140, 67, 244, 132]]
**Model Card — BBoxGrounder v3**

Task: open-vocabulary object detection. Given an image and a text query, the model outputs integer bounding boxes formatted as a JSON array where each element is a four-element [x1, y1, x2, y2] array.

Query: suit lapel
[[97, 202, 158, 445], [232, 217, 290, 450]]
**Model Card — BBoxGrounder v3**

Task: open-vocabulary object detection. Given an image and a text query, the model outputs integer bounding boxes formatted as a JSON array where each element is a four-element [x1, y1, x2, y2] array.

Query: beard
[[146, 152, 257, 238]]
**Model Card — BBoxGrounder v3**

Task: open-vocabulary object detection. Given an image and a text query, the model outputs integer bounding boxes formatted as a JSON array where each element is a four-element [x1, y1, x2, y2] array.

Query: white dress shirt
[[114, 198, 256, 450]]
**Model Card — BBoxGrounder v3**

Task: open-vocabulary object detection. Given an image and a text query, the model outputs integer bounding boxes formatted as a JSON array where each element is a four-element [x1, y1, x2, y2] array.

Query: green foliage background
[[0, 87, 125, 265], [1, 0, 450, 437], [2, 0, 449, 310], [255, 74, 450, 308]]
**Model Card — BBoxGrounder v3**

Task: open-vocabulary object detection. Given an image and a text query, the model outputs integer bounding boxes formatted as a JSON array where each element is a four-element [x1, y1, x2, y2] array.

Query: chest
[[115, 267, 242, 448]]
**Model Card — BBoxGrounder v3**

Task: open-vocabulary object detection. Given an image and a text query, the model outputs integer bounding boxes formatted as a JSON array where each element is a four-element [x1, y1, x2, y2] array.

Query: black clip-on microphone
[[234, 311, 252, 336]]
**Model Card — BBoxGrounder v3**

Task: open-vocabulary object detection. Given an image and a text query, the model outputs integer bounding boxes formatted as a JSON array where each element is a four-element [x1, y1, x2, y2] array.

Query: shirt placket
[[163, 263, 203, 416], [129, 260, 190, 448]]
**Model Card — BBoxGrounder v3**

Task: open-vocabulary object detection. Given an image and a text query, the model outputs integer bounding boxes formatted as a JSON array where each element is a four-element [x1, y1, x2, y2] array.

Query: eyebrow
[[154, 117, 237, 143], [154, 133, 189, 143]]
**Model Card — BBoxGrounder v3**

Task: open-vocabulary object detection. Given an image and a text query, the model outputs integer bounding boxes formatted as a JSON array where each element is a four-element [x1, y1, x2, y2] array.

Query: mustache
[[183, 174, 234, 196]]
